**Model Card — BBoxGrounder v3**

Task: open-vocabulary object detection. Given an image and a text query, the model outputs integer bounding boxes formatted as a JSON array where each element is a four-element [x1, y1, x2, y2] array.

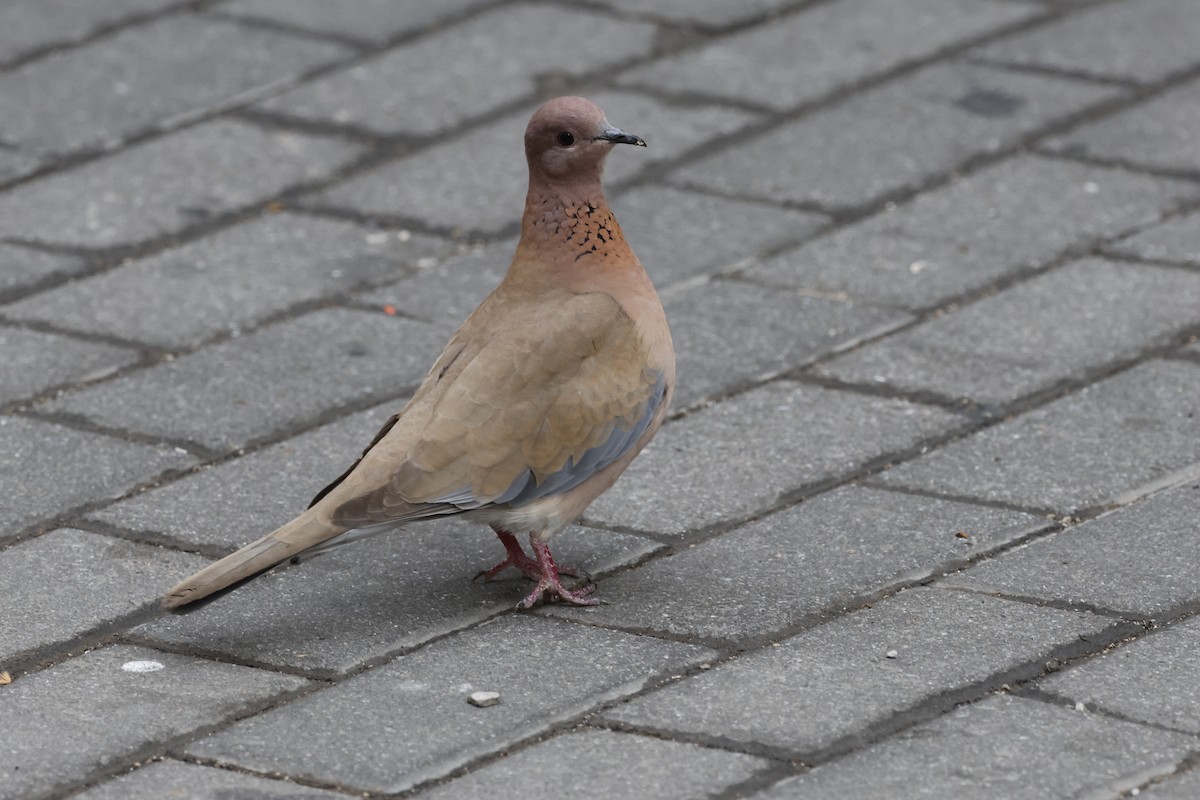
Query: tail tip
[[161, 586, 193, 611]]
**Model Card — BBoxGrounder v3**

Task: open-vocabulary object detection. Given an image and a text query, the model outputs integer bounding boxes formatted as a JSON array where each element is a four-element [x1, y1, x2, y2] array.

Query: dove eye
[[556, 131, 575, 147]]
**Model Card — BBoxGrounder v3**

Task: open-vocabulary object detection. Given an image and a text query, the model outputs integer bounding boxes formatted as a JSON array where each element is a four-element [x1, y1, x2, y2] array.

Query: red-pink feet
[[517, 540, 603, 609], [475, 528, 600, 608], [474, 529, 543, 582]]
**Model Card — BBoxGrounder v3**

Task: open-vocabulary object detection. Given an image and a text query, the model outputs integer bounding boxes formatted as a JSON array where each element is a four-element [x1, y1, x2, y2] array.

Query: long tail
[[162, 508, 348, 610]]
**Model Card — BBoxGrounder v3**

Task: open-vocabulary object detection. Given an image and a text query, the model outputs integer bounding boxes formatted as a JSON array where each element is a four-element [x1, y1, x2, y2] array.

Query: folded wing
[[325, 291, 664, 527]]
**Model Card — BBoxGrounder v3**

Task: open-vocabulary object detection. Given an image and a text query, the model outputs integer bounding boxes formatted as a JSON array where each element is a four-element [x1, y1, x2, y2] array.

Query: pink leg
[[475, 528, 541, 581], [475, 527, 583, 583], [517, 539, 604, 609]]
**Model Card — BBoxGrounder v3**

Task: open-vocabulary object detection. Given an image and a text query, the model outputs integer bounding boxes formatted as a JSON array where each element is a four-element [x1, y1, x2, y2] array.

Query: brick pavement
[[2, 1, 1200, 798]]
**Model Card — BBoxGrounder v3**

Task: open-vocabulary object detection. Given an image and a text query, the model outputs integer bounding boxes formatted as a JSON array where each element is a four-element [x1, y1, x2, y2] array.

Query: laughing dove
[[163, 96, 674, 610]]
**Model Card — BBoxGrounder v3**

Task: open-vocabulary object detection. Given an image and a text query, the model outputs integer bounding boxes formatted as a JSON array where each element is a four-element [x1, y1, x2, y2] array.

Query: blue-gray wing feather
[[440, 372, 667, 509]]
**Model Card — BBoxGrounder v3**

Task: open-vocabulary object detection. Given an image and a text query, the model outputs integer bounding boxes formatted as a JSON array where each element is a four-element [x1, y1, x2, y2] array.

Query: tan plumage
[[163, 97, 674, 610]]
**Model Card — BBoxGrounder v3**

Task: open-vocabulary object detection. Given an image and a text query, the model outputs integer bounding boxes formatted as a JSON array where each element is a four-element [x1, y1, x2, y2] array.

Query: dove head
[[515, 97, 647, 272], [524, 96, 646, 185]]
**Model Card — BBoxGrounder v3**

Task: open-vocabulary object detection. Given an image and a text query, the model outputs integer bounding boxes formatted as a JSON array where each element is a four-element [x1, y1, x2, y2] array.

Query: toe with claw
[[516, 540, 605, 608]]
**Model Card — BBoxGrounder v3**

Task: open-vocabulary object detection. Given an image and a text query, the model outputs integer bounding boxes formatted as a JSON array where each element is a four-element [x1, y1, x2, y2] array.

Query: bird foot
[[516, 540, 605, 609], [476, 529, 582, 583], [472, 537, 540, 582]]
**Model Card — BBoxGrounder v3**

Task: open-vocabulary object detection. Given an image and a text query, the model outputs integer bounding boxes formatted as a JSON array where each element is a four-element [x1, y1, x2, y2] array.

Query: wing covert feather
[[333, 291, 662, 525]]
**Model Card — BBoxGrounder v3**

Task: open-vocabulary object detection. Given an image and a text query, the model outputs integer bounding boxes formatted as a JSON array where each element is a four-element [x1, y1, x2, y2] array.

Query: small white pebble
[[397, 230, 413, 242], [1075, 701, 1086, 712], [1083, 181, 1099, 194], [416, 257, 439, 269], [468, 691, 500, 708], [886, 650, 899, 659], [365, 232, 389, 245], [908, 260, 928, 275], [121, 660, 164, 673]]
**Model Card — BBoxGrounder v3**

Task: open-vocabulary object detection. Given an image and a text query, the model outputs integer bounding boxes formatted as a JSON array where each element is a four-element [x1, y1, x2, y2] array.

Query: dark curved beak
[[596, 126, 647, 147]]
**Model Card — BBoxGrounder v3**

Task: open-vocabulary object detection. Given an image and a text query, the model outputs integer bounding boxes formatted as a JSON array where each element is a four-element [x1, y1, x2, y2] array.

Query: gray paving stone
[[74, 760, 343, 800], [745, 156, 1200, 310], [0, 416, 193, 540], [259, 5, 656, 137], [1109, 210, 1200, 266], [1046, 79, 1200, 174], [0, 119, 362, 248], [306, 106, 533, 236], [88, 401, 404, 551], [585, 383, 963, 536], [1042, 614, 1200, 733], [185, 616, 714, 794], [666, 280, 909, 409], [45, 307, 449, 452], [589, 0, 792, 27], [553, 487, 1044, 643], [751, 694, 1194, 800], [620, 0, 1038, 110], [972, 0, 1200, 83], [417, 729, 769, 800], [0, 326, 139, 404], [218, 0, 495, 45], [672, 60, 1118, 210], [0, 644, 309, 800], [0, 145, 42, 182], [312, 91, 759, 235], [0, 15, 350, 161], [586, 90, 763, 186], [613, 187, 827, 288], [0, 0, 181, 64], [816, 258, 1200, 406], [1137, 769, 1200, 800], [0, 528, 207, 665], [137, 520, 661, 675], [0, 244, 88, 300], [877, 360, 1200, 513], [361, 240, 516, 327], [604, 588, 1113, 752], [3, 213, 447, 348], [944, 482, 1200, 618]]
